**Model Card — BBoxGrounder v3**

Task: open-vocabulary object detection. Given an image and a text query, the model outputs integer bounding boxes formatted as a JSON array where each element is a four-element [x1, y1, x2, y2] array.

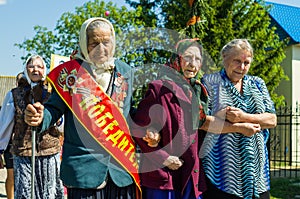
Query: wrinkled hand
[[239, 123, 261, 137], [143, 127, 161, 147], [163, 156, 183, 170], [24, 102, 44, 126], [225, 106, 246, 123]]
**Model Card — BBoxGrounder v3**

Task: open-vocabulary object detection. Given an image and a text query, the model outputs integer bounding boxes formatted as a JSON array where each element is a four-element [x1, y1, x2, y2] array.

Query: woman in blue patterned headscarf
[[201, 39, 277, 199]]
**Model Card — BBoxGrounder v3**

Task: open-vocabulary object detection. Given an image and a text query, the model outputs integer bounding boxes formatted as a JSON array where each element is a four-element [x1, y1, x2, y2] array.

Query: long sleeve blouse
[[0, 91, 15, 151], [201, 69, 276, 199]]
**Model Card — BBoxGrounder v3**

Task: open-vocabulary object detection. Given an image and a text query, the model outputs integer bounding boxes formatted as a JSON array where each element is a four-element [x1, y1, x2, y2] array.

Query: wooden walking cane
[[30, 90, 36, 199]]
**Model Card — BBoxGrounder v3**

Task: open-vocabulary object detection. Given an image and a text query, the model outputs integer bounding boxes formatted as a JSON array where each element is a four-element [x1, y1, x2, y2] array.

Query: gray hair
[[221, 39, 253, 63], [86, 20, 115, 46], [26, 54, 46, 67], [24, 54, 47, 84]]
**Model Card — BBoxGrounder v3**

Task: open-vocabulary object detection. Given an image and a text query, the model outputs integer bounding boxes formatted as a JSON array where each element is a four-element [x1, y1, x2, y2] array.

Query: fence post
[[289, 105, 292, 166]]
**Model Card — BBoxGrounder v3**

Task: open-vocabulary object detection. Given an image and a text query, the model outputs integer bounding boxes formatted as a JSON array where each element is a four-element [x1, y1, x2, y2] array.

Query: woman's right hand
[[143, 127, 161, 147], [163, 156, 183, 170], [24, 102, 44, 126]]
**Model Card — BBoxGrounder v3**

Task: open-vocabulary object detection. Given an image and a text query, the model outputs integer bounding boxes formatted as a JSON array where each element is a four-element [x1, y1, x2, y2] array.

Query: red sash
[[47, 60, 141, 194]]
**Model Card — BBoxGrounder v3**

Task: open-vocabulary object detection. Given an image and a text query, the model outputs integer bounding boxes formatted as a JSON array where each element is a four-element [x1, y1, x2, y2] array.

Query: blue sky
[[0, 0, 299, 77], [0, 0, 127, 76]]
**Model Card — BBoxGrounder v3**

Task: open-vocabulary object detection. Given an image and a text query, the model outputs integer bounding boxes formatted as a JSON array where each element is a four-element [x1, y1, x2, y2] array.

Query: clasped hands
[[142, 106, 262, 148], [217, 106, 261, 136], [215, 106, 246, 122]]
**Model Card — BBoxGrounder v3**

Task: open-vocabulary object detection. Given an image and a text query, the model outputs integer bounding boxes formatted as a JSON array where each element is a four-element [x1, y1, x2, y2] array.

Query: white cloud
[[0, 0, 7, 5]]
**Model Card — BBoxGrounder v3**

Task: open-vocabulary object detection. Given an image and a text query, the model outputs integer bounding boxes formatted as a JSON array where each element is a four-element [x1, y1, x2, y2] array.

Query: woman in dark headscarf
[[132, 38, 207, 199]]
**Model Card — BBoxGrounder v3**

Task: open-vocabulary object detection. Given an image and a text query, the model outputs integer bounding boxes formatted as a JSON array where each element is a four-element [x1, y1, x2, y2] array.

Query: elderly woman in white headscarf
[[24, 18, 138, 199], [0, 54, 64, 199]]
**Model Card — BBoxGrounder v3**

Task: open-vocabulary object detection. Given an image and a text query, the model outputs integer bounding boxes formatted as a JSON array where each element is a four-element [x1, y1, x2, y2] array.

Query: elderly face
[[180, 45, 202, 79], [87, 26, 113, 65], [26, 58, 45, 82], [223, 49, 252, 83]]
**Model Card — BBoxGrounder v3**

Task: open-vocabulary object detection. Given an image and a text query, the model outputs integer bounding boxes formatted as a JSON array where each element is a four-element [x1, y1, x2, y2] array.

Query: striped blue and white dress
[[201, 69, 276, 199]]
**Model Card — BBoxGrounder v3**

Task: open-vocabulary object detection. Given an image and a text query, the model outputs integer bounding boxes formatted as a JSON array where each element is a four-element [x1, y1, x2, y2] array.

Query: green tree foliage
[[16, 0, 165, 105], [16, 0, 288, 107], [15, 0, 142, 67], [126, 0, 288, 107]]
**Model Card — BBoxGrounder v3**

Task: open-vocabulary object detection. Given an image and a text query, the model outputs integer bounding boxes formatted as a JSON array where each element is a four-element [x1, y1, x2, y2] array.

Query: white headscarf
[[24, 54, 47, 88], [75, 17, 116, 91]]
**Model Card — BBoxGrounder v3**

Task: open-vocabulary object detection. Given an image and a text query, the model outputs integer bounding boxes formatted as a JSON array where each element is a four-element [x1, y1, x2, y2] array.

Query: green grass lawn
[[270, 178, 300, 199]]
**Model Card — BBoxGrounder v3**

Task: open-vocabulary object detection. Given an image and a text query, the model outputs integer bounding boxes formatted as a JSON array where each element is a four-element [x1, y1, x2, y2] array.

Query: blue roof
[[266, 1, 300, 44]]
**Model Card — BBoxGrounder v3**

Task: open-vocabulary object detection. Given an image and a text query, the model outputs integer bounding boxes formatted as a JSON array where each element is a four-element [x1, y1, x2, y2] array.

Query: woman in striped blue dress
[[201, 39, 277, 199]]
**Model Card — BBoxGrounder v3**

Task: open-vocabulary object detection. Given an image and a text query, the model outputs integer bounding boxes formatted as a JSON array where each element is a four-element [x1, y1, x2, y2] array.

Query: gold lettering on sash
[[48, 63, 141, 194], [125, 143, 134, 156], [88, 104, 105, 118], [103, 120, 118, 135], [106, 130, 124, 146], [129, 151, 138, 168], [118, 137, 129, 151], [77, 83, 137, 167], [80, 95, 99, 110], [129, 150, 135, 162], [95, 112, 113, 128]]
